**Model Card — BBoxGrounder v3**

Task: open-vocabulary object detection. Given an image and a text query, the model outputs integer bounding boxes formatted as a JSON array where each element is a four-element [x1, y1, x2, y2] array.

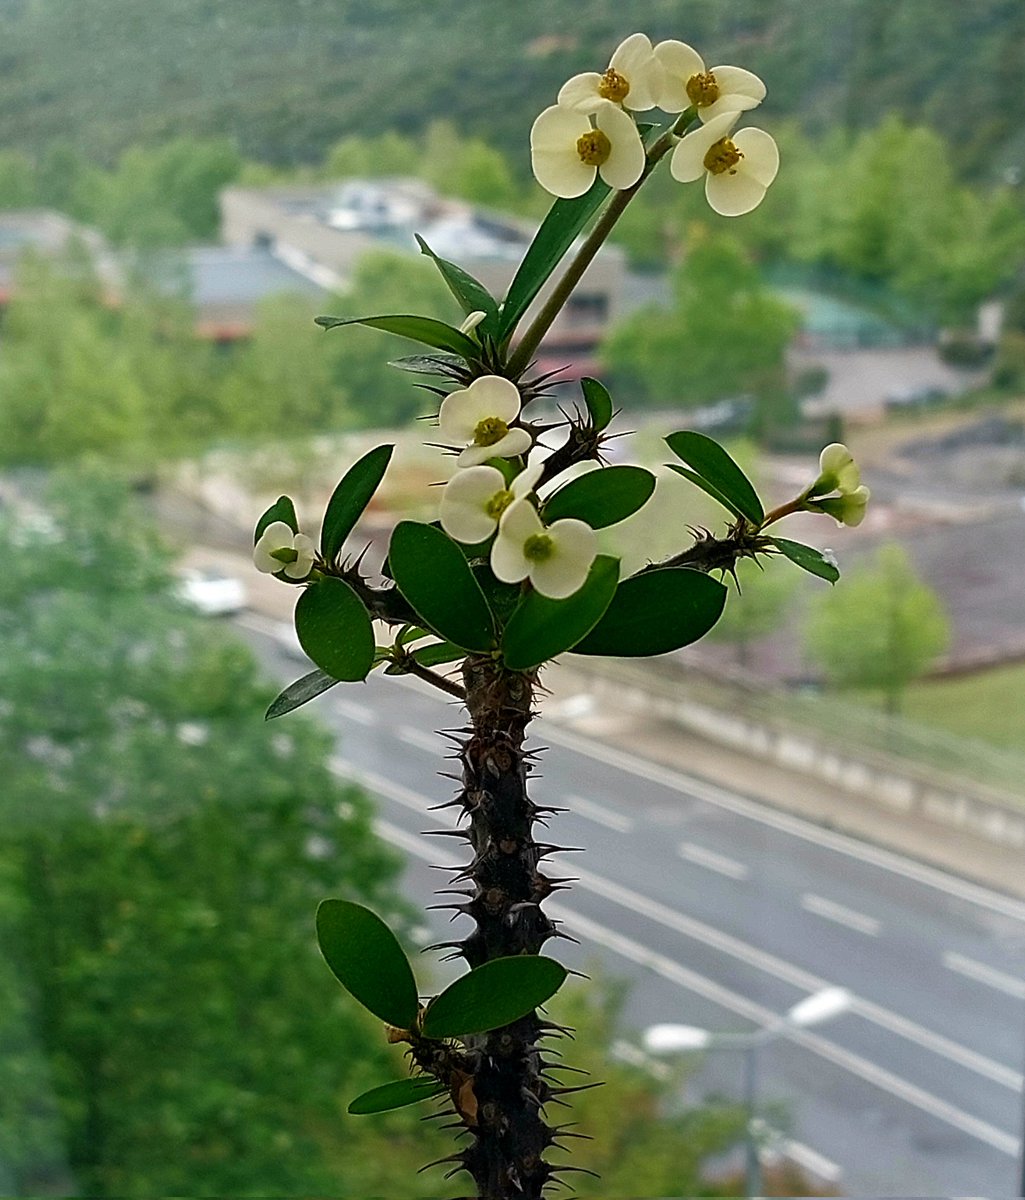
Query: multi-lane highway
[[241, 615, 1025, 1195]]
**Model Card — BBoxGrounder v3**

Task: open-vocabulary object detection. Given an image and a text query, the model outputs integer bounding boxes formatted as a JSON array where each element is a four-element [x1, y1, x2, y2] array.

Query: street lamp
[[643, 987, 852, 1198]]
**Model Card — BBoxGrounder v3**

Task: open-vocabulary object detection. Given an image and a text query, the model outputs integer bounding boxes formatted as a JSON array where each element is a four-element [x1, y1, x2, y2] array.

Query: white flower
[[809, 443, 861, 497], [807, 485, 871, 528], [253, 521, 317, 579], [653, 40, 765, 122], [531, 100, 645, 200], [440, 460, 543, 545], [437, 375, 532, 467], [557, 32, 663, 115], [669, 112, 778, 216], [491, 499, 597, 600]]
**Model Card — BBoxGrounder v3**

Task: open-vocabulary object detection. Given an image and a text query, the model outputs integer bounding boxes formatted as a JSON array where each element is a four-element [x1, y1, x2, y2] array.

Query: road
[[240, 615, 1025, 1195]]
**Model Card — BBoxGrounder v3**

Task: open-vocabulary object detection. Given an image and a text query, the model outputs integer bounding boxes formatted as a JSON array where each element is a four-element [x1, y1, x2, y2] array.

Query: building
[[220, 178, 628, 379]]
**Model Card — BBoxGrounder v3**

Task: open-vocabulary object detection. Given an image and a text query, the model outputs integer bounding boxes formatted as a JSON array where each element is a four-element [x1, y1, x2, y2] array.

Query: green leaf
[[543, 466, 655, 529], [502, 555, 619, 670], [574, 567, 727, 657], [415, 235, 500, 336], [580, 377, 614, 431], [666, 464, 746, 522], [499, 177, 610, 340], [421, 955, 567, 1039], [254, 495, 297, 543], [347, 1077, 446, 1116], [315, 313, 479, 359], [412, 641, 465, 668], [389, 521, 495, 652], [316, 900, 419, 1030], [771, 537, 840, 584], [295, 577, 375, 681], [389, 352, 464, 376], [665, 431, 764, 525], [321, 444, 393, 563], [265, 668, 339, 720]]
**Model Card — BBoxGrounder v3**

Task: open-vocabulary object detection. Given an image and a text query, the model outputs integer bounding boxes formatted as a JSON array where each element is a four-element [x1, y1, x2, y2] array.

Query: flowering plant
[[253, 32, 862, 1198]]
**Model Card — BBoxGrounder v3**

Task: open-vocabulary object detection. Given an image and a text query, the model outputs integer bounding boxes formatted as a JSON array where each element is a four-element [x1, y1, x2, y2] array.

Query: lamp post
[[643, 986, 852, 1198]]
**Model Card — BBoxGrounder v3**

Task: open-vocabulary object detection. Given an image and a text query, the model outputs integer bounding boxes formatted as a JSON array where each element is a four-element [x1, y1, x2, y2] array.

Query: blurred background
[[1, 1, 1024, 1195]]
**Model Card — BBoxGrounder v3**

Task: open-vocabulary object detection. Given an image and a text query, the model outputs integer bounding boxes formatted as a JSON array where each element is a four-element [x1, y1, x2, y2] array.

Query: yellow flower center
[[523, 533, 554, 563], [686, 70, 721, 107], [484, 489, 514, 520], [598, 67, 630, 103], [473, 416, 510, 447], [576, 128, 612, 167], [703, 137, 743, 176]]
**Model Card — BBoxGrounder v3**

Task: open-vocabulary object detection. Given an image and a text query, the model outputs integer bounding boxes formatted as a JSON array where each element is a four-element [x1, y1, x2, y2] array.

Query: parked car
[[175, 567, 247, 616]]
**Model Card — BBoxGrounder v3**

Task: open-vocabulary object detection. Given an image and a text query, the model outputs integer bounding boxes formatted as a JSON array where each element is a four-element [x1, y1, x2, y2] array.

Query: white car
[[175, 567, 247, 616]]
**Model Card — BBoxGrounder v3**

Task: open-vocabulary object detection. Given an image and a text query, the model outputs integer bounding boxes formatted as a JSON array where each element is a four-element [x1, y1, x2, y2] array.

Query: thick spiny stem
[[437, 655, 559, 1200]]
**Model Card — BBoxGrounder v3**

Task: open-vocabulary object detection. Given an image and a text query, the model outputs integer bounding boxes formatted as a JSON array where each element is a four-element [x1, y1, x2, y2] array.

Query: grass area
[[883, 664, 1025, 752]]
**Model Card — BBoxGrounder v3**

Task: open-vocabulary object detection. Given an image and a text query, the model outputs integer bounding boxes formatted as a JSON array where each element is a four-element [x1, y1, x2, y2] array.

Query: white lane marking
[[943, 952, 1025, 1000], [679, 841, 750, 880], [801, 893, 881, 937], [333, 698, 376, 725], [376, 816, 1019, 1159], [540, 722, 1025, 925], [398, 725, 442, 753], [565, 794, 634, 833], [342, 760, 1022, 1093]]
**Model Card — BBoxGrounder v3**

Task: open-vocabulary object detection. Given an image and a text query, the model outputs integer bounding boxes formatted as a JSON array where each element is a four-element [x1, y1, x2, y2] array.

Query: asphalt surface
[[239, 615, 1025, 1196]]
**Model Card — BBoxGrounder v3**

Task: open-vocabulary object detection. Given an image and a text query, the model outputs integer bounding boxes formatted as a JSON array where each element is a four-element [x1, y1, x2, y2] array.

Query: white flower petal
[[609, 32, 660, 111], [439, 375, 522, 446], [704, 168, 768, 217], [817, 443, 860, 494], [253, 521, 293, 573], [530, 519, 597, 599], [669, 111, 737, 182], [491, 427, 532, 459], [253, 544, 281, 573], [440, 466, 505, 543], [283, 534, 316, 579], [557, 72, 604, 113], [511, 459, 544, 498], [473, 376, 522, 424], [709, 65, 766, 103], [699, 91, 763, 123], [732, 127, 779, 186], [531, 105, 595, 198], [458, 310, 487, 334], [594, 103, 645, 191], [844, 486, 870, 526], [491, 499, 542, 584], [652, 39, 705, 112]]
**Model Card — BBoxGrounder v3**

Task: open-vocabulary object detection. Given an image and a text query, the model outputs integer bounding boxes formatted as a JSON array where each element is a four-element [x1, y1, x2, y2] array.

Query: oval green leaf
[[573, 567, 727, 657], [502, 555, 619, 670], [295, 577, 375, 681], [415, 235, 499, 337], [347, 1077, 446, 1116], [771, 537, 840, 584], [580, 377, 614, 431], [254, 495, 297, 543], [316, 900, 419, 1030], [321, 444, 393, 563], [314, 313, 478, 359], [389, 521, 495, 652], [421, 955, 567, 1040], [412, 640, 465, 668], [543, 466, 655, 529], [265, 668, 340, 720], [500, 178, 610, 341], [666, 463, 747, 521], [665, 431, 764, 525]]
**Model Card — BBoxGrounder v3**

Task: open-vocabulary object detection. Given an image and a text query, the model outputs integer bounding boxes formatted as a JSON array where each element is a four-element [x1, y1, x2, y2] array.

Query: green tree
[[601, 232, 799, 423], [0, 473, 434, 1195], [805, 542, 950, 713]]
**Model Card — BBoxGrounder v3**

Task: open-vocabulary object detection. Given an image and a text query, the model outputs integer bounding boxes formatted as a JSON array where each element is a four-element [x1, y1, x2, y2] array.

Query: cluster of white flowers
[[530, 33, 778, 216], [437, 377, 598, 600]]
